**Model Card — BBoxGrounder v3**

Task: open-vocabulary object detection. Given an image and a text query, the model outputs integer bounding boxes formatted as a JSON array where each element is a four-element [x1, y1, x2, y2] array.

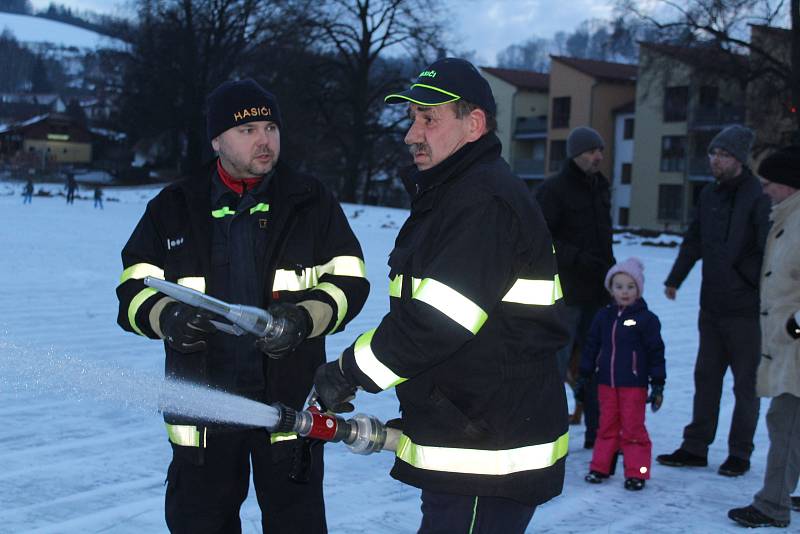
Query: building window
[[623, 118, 635, 139], [663, 86, 689, 122], [698, 85, 718, 109], [549, 140, 567, 171], [658, 184, 683, 221], [551, 97, 571, 129], [660, 136, 686, 172], [618, 207, 630, 226], [621, 163, 632, 184]]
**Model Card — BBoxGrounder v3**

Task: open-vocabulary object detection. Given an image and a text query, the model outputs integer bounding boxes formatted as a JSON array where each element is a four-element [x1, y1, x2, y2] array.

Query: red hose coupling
[[304, 406, 339, 441]]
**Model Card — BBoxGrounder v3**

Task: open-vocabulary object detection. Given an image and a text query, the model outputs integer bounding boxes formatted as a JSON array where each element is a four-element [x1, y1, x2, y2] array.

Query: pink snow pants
[[590, 385, 652, 479]]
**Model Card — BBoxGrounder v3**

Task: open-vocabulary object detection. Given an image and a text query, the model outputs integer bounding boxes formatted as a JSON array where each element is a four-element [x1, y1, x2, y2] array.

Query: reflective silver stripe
[[128, 287, 158, 336], [177, 276, 206, 293], [395, 431, 569, 476], [272, 256, 366, 292], [501, 278, 560, 305], [165, 423, 205, 447], [120, 262, 164, 283], [315, 282, 348, 332], [353, 328, 406, 390], [413, 278, 487, 335], [270, 432, 298, 444], [318, 255, 366, 278]]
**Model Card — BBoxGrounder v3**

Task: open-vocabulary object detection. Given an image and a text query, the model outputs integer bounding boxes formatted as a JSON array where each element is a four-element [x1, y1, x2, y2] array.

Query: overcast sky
[[30, 0, 617, 66]]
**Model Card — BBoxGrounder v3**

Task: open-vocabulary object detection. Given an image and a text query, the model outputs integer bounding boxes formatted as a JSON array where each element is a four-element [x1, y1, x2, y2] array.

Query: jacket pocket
[[428, 387, 491, 441]]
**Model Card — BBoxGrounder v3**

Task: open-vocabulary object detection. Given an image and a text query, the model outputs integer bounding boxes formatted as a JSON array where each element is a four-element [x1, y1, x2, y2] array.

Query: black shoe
[[584, 438, 595, 449], [584, 470, 608, 484], [728, 505, 789, 528], [791, 496, 799, 512], [656, 448, 708, 467], [624, 478, 646, 491], [719, 456, 750, 477]]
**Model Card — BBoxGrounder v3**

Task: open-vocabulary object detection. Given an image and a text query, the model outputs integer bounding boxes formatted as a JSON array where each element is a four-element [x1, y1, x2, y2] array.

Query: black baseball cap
[[384, 57, 496, 116]]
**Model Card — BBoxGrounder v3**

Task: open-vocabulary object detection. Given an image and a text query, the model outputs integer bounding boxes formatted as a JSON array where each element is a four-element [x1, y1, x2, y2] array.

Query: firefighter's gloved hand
[[159, 302, 217, 353], [573, 375, 590, 404], [255, 303, 313, 359], [648, 383, 664, 412], [787, 311, 800, 340], [313, 361, 356, 413]]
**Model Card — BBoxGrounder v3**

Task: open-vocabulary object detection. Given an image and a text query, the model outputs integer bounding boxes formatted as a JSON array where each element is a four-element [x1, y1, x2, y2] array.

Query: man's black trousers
[[165, 428, 326, 534], [418, 490, 536, 534]]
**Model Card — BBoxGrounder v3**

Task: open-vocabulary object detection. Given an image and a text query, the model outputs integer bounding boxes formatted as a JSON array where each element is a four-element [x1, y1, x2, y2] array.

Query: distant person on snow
[[93, 187, 103, 209], [23, 179, 33, 204], [116, 79, 368, 534], [313, 58, 570, 534], [658, 125, 771, 478], [65, 173, 77, 204], [577, 257, 665, 491], [728, 146, 800, 528]]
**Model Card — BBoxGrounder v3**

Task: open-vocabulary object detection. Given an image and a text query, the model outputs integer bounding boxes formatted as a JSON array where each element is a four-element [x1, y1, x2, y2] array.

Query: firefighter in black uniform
[[116, 79, 369, 534], [314, 58, 569, 533]]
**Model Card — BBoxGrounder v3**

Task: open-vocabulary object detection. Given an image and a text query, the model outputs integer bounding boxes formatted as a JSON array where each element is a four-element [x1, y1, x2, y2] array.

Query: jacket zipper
[[632, 350, 638, 377], [610, 307, 623, 387]]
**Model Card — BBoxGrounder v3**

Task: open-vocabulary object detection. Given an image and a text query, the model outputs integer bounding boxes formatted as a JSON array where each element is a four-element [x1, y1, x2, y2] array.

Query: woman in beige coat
[[729, 145, 800, 528]]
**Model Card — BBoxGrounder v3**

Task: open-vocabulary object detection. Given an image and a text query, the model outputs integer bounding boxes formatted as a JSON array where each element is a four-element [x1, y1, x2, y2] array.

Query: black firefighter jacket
[[339, 133, 570, 506], [535, 160, 615, 307], [116, 161, 369, 436], [665, 169, 770, 318]]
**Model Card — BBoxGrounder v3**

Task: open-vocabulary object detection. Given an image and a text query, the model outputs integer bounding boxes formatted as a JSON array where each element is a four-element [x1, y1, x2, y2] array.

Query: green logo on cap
[[418, 70, 437, 78]]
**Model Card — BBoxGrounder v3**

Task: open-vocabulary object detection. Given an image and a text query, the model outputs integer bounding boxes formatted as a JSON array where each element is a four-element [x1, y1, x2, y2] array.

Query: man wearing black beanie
[[116, 78, 369, 533]]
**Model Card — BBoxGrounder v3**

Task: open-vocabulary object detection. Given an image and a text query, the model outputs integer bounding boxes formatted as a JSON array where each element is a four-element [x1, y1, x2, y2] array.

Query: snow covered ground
[[0, 181, 780, 533]]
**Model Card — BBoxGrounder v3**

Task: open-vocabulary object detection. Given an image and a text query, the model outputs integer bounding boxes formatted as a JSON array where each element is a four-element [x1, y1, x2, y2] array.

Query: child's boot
[[585, 470, 609, 484], [624, 478, 646, 491]]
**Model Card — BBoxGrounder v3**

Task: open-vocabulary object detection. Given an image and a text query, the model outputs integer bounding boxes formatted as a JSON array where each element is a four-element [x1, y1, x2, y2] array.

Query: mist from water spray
[[0, 340, 280, 428]]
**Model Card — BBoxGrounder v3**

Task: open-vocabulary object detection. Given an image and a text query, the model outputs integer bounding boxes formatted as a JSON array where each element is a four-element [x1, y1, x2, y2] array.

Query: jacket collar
[[770, 189, 800, 225], [401, 133, 502, 199], [562, 159, 607, 190]]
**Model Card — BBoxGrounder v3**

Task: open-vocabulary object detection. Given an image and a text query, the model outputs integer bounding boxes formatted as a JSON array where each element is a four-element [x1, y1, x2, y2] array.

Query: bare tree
[[307, 0, 446, 203], [496, 38, 550, 71], [620, 0, 798, 144], [118, 0, 307, 172]]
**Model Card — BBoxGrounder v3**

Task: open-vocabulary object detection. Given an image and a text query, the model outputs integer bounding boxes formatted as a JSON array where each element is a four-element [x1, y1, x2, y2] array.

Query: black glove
[[648, 383, 664, 412], [787, 312, 800, 340], [313, 360, 357, 413], [573, 375, 589, 404], [159, 302, 217, 353], [255, 303, 313, 359]]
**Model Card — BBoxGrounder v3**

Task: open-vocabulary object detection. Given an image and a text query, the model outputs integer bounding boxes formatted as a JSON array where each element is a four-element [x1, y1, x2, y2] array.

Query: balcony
[[513, 158, 546, 177], [689, 105, 746, 129], [514, 116, 548, 139]]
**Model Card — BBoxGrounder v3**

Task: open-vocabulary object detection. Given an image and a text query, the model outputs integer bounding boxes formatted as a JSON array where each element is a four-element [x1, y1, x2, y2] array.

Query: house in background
[[481, 67, 550, 187], [629, 42, 747, 230], [545, 56, 637, 181], [0, 113, 92, 165], [611, 101, 635, 226]]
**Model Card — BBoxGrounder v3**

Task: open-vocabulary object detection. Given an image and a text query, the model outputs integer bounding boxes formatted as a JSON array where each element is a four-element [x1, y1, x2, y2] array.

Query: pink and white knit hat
[[604, 257, 645, 295]]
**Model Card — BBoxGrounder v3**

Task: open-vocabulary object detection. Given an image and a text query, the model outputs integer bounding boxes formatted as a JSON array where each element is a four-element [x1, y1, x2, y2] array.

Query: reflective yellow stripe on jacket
[[395, 431, 569, 475], [353, 328, 406, 390], [165, 424, 296, 447], [272, 256, 366, 333]]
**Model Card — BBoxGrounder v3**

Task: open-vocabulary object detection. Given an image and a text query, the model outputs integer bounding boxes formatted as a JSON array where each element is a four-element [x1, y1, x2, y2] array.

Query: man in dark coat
[[657, 124, 771, 478], [536, 126, 615, 448], [116, 79, 369, 533], [314, 58, 569, 534]]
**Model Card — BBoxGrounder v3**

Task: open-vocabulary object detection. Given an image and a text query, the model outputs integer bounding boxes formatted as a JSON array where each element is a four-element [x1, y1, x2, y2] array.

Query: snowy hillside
[[0, 12, 124, 49], [0, 182, 778, 533]]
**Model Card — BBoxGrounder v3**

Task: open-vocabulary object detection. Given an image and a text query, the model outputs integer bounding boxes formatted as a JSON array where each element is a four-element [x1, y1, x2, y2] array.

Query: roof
[[638, 41, 748, 77], [480, 67, 549, 92], [613, 100, 635, 114], [550, 56, 637, 83], [749, 24, 791, 36]]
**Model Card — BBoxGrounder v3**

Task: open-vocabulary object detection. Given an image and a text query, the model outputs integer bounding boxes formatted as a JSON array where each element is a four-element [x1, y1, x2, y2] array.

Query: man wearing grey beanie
[[536, 125, 614, 449], [658, 124, 771, 478]]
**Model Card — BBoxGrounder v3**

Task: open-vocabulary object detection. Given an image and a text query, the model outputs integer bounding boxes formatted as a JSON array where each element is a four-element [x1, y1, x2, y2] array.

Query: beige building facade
[[481, 67, 550, 186]]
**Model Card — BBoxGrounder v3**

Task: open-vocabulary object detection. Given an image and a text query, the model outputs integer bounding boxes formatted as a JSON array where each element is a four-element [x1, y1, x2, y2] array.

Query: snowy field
[[0, 181, 780, 533]]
